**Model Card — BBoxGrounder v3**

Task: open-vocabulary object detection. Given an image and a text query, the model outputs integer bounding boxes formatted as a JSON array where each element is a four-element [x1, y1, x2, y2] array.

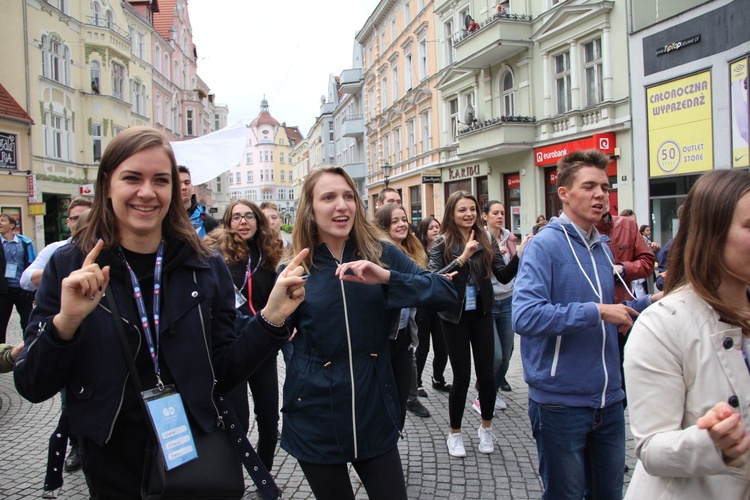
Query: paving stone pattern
[[0, 311, 635, 499]]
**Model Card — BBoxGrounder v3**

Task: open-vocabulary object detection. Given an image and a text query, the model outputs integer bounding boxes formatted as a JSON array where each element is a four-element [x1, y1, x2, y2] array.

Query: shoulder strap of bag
[[106, 287, 282, 500]]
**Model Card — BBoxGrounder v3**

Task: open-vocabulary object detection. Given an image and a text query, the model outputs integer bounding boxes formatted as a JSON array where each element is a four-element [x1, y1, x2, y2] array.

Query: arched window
[[155, 45, 161, 72], [164, 54, 170, 79], [501, 71, 515, 117], [90, 60, 100, 93], [105, 10, 112, 28], [92, 3, 100, 25]]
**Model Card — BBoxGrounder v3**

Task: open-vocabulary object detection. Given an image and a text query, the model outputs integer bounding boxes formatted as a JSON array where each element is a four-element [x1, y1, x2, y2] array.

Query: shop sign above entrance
[[533, 133, 616, 167], [421, 169, 442, 183], [448, 164, 480, 180]]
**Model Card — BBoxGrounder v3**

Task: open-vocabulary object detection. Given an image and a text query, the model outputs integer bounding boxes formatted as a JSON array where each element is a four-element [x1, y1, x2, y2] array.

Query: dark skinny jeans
[[415, 308, 450, 386]]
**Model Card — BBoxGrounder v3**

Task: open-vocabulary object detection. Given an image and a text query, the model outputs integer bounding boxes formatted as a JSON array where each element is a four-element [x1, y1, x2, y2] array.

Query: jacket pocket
[[68, 382, 94, 400]]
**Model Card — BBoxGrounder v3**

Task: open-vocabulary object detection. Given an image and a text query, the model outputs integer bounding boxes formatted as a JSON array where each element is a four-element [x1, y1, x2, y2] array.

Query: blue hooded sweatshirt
[[512, 216, 651, 409]]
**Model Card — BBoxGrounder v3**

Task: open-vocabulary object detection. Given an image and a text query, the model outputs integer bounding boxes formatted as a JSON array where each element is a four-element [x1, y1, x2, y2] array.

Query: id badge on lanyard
[[4, 263, 17, 278], [141, 385, 198, 470], [465, 285, 477, 311]]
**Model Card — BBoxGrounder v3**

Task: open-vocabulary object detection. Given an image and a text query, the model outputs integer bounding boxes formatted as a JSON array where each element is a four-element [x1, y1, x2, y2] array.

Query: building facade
[[628, 0, 750, 245], [336, 42, 367, 206]]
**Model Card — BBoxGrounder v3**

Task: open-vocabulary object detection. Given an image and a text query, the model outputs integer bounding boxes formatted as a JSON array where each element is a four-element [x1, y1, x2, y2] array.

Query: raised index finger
[[83, 239, 104, 267], [282, 248, 309, 277], [469, 230, 475, 240]]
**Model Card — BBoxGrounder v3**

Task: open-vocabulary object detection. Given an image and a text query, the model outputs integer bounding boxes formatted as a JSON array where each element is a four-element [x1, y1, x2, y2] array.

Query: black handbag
[[106, 288, 282, 500]]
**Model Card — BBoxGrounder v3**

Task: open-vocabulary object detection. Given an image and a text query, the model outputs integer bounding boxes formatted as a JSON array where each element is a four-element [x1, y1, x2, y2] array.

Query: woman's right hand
[[262, 248, 309, 326], [461, 230, 480, 261], [53, 240, 111, 341], [697, 402, 750, 460]]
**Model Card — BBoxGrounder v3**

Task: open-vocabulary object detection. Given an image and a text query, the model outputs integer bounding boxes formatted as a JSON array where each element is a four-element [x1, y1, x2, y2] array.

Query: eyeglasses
[[67, 216, 81, 222], [231, 213, 256, 223]]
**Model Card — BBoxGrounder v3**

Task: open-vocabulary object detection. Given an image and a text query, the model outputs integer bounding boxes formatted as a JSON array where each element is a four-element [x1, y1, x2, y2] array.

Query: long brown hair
[[203, 199, 281, 271], [374, 204, 427, 268], [665, 169, 750, 332], [76, 126, 204, 256], [439, 191, 494, 278], [416, 216, 440, 251], [281, 166, 388, 270]]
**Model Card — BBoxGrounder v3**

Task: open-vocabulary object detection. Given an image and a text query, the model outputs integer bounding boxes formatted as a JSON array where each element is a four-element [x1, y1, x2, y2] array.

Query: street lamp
[[382, 162, 393, 188]]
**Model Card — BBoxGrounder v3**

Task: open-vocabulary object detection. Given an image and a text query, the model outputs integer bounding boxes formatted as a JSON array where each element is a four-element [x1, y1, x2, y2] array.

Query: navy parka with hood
[[279, 241, 456, 464]]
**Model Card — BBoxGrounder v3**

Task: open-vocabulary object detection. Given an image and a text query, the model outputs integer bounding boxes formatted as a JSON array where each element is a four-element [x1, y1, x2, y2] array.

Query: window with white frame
[[165, 98, 171, 129], [449, 98, 459, 141], [164, 54, 170, 79], [407, 119, 415, 158], [90, 61, 100, 94], [329, 122, 334, 142], [235, 172, 241, 184], [174, 61, 179, 84], [92, 123, 102, 162], [155, 45, 161, 72], [421, 110, 430, 152], [264, 151, 270, 162], [216, 176, 222, 192], [92, 2, 100, 24], [260, 170, 264, 181], [129, 26, 136, 54], [247, 153, 253, 164], [502, 71, 515, 116], [45, 113, 69, 159], [132, 79, 145, 115], [584, 38, 603, 106], [214, 114, 220, 130], [156, 93, 162, 124], [229, 174, 233, 185], [112, 61, 125, 100], [418, 38, 427, 81], [404, 1, 411, 25], [270, 151, 274, 162], [247, 171, 252, 182], [138, 33, 145, 59], [42, 36, 70, 85], [394, 127, 402, 162], [405, 52, 413, 90], [280, 152, 285, 164], [289, 170, 293, 182], [172, 94, 179, 133], [381, 76, 388, 108], [391, 19, 397, 41], [392, 65, 399, 103], [279, 190, 285, 200], [186, 108, 194, 136], [281, 170, 285, 182], [555, 51, 571, 114], [418, 0, 424, 11], [444, 21, 455, 65], [263, 191, 272, 201]]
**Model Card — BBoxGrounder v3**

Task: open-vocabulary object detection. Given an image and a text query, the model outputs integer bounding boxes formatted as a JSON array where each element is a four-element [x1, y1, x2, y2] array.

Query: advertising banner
[[646, 71, 713, 177], [730, 58, 749, 168]]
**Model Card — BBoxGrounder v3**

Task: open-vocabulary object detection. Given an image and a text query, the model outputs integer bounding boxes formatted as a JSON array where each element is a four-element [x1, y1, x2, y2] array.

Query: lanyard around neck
[[119, 240, 166, 390], [240, 246, 262, 315]]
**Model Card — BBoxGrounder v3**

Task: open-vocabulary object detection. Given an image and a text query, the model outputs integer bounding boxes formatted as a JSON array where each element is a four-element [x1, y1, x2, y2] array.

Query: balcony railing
[[457, 115, 536, 137], [452, 11, 532, 46], [456, 116, 537, 157], [83, 16, 131, 39]]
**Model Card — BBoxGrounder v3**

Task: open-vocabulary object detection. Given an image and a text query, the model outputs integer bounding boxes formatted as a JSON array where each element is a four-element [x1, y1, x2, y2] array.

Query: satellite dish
[[464, 104, 477, 124], [320, 95, 327, 104]]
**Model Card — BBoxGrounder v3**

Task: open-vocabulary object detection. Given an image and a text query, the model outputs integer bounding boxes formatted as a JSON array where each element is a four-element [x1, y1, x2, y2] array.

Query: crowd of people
[[2, 126, 749, 500]]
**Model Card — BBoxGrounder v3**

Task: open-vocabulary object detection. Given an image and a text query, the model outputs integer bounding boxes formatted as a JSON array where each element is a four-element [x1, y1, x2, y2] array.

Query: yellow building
[[358, 0, 444, 221]]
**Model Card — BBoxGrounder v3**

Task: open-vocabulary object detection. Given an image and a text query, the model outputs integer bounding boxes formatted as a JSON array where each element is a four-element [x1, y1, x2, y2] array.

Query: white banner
[[170, 122, 247, 185]]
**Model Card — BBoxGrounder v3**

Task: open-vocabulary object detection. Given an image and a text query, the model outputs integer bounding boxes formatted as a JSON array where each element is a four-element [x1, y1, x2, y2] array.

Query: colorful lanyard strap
[[120, 240, 166, 390], [239, 247, 262, 315]]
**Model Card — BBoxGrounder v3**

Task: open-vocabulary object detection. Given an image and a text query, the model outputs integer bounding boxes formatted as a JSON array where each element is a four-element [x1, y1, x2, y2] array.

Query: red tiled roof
[[152, 0, 177, 40], [284, 126, 303, 144], [0, 84, 33, 124]]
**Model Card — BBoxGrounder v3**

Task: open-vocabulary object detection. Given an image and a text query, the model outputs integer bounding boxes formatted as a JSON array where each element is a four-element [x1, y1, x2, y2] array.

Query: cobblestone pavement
[[0, 311, 636, 499]]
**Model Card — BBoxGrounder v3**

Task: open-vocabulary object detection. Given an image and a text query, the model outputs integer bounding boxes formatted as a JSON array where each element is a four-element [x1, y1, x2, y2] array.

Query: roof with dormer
[[152, 0, 181, 41], [249, 98, 281, 128], [0, 84, 33, 124]]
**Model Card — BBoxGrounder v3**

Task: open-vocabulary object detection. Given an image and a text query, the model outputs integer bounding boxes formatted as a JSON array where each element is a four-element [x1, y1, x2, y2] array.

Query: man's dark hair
[[177, 165, 191, 175], [68, 197, 93, 213], [556, 149, 610, 189], [377, 188, 399, 204], [619, 209, 635, 217]]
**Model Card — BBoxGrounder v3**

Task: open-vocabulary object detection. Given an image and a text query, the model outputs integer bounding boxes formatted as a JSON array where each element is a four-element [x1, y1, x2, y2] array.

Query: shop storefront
[[443, 162, 489, 209]]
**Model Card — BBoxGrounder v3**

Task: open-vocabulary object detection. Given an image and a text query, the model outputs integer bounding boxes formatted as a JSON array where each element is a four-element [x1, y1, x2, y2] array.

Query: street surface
[[0, 307, 636, 499]]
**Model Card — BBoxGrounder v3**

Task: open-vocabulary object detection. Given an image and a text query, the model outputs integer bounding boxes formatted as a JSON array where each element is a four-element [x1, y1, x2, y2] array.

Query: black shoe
[[417, 386, 428, 398], [624, 464, 630, 473], [432, 377, 452, 393], [64, 447, 81, 472], [499, 379, 512, 392], [407, 400, 431, 418]]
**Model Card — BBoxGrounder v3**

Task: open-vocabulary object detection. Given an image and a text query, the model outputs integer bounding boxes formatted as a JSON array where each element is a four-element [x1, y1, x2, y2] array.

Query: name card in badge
[[234, 285, 247, 309], [142, 385, 198, 470], [465, 285, 477, 311], [5, 263, 17, 279]]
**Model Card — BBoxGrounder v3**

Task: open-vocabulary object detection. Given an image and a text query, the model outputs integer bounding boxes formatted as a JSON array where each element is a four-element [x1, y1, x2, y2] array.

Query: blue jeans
[[528, 400, 625, 500], [492, 297, 514, 392]]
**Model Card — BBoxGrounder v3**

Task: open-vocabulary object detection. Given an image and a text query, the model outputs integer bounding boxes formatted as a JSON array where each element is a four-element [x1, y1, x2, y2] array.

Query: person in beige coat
[[624, 168, 750, 499]]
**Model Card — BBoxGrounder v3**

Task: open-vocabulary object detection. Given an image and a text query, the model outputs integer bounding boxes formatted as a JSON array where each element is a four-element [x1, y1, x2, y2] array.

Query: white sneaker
[[447, 432, 467, 457], [472, 398, 482, 415], [495, 395, 508, 410], [478, 426, 496, 454]]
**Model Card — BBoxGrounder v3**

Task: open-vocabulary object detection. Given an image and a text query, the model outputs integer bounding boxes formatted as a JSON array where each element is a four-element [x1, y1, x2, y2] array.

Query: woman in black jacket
[[203, 200, 283, 471], [429, 191, 524, 458], [13, 126, 307, 499]]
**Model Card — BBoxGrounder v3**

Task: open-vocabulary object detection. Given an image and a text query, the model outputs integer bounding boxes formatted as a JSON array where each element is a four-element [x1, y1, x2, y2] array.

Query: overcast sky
[[189, 0, 380, 136]]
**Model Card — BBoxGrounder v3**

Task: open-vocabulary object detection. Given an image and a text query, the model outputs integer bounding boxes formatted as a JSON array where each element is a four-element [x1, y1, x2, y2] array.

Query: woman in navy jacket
[[429, 191, 525, 458], [13, 127, 307, 499], [278, 166, 456, 500]]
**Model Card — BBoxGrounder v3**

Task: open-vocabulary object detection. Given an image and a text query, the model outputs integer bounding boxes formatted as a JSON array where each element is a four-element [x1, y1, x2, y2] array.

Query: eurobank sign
[[533, 133, 616, 168]]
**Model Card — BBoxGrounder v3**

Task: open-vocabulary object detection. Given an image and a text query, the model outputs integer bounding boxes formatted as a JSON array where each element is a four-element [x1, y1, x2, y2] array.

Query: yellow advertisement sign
[[647, 71, 713, 177], [730, 58, 749, 168]]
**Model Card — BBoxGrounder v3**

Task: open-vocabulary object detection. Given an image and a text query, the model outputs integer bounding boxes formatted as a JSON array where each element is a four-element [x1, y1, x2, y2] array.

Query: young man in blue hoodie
[[178, 166, 218, 238], [513, 149, 655, 499]]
